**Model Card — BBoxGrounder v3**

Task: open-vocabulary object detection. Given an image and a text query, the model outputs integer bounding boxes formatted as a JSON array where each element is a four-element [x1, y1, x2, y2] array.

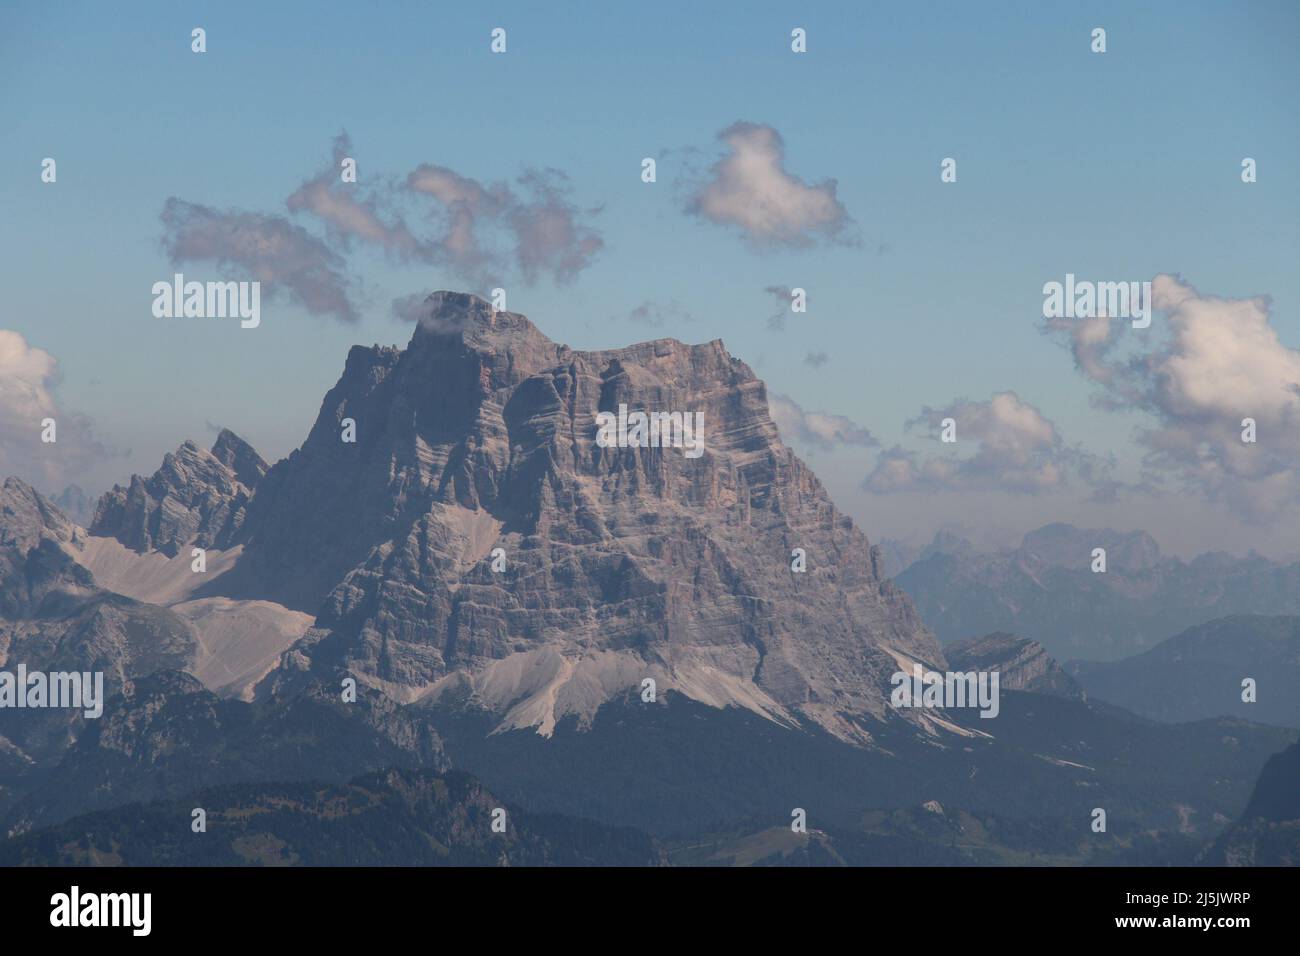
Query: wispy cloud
[[287, 132, 430, 263], [161, 132, 605, 324], [160, 197, 357, 322], [770, 393, 877, 454], [404, 164, 603, 285], [763, 284, 794, 330], [619, 300, 693, 328], [505, 169, 605, 283]]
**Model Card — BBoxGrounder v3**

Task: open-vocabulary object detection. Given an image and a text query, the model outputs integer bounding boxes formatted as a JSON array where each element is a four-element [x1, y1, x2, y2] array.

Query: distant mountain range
[[889, 525, 1300, 661], [3, 292, 1296, 866]]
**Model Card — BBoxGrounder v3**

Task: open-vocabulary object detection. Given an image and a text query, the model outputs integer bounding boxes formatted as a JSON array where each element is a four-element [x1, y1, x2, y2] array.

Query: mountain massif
[[204, 291, 942, 743], [2, 291, 1296, 865]]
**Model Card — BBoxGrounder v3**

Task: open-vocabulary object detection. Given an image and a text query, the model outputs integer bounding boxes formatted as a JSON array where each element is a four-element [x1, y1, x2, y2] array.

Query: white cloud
[[865, 392, 1096, 495], [1048, 274, 1300, 517], [1151, 275, 1299, 422], [1044, 311, 1118, 386], [0, 331, 104, 487], [688, 122, 852, 246]]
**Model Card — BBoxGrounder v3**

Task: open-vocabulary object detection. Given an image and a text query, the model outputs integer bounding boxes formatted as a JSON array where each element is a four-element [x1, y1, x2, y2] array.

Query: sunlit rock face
[[213, 292, 942, 740]]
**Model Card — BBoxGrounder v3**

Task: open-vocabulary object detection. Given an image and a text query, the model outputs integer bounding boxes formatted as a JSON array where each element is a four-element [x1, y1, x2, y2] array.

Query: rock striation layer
[[945, 632, 1083, 699]]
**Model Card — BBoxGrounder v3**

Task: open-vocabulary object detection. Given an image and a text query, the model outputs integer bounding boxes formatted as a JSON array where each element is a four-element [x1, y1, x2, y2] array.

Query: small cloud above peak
[[686, 122, 854, 248]]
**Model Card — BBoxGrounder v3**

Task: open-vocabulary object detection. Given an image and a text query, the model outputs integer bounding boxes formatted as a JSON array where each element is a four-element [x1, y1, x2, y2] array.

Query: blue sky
[[3, 0, 1299, 556]]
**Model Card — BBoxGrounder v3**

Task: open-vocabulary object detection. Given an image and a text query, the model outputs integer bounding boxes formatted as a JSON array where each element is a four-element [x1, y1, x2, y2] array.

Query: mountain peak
[[90, 433, 265, 557], [211, 428, 269, 488], [0, 477, 75, 551], [217, 290, 942, 741], [410, 291, 550, 345], [1020, 522, 1162, 571]]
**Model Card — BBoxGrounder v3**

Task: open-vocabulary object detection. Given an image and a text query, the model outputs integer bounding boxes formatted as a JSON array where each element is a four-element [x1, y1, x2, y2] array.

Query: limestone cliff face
[[226, 292, 942, 739], [90, 430, 265, 557], [945, 632, 1083, 699]]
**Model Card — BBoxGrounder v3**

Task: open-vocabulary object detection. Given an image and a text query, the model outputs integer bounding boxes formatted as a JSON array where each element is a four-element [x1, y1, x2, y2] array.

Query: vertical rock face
[[233, 292, 942, 738], [1, 478, 76, 546], [90, 431, 266, 557]]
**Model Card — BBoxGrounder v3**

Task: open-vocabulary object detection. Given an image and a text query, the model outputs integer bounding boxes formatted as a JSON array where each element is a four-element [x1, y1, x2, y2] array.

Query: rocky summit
[[90, 429, 266, 557], [199, 291, 944, 741]]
